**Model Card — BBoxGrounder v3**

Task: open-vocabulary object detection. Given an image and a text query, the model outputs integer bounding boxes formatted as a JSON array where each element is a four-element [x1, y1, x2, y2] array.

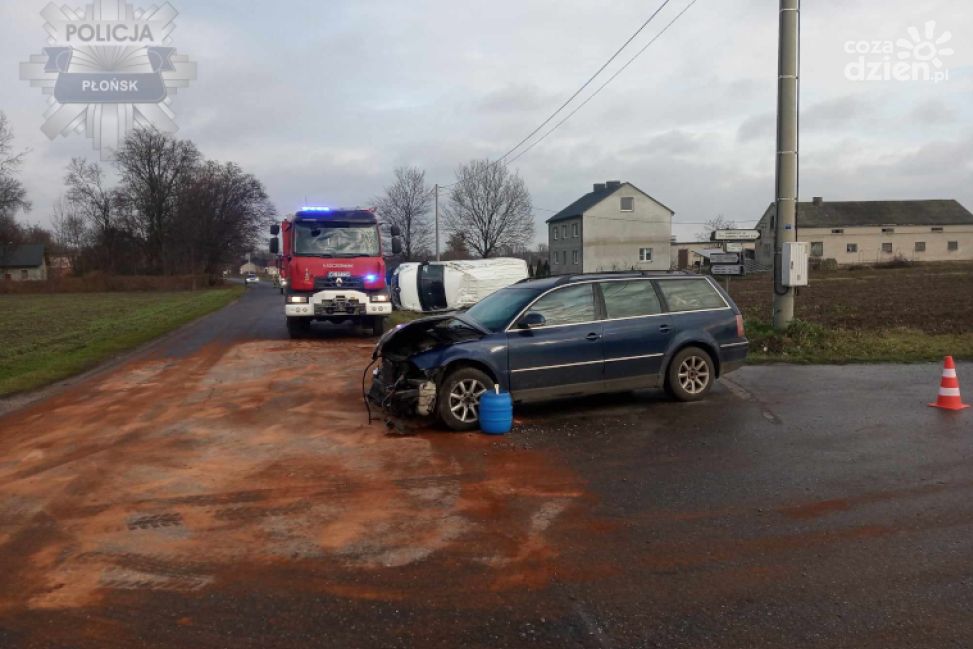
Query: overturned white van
[[392, 258, 530, 312]]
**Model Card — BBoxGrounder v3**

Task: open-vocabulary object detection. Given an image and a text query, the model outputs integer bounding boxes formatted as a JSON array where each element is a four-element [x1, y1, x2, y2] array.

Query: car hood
[[373, 313, 487, 360]]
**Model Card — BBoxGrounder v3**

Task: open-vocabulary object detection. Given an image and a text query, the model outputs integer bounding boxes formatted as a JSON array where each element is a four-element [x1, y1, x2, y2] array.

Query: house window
[[810, 242, 824, 257], [572, 223, 579, 238], [20, 269, 29, 280], [882, 227, 895, 234], [831, 229, 844, 234], [846, 243, 858, 253], [553, 251, 559, 265], [948, 241, 959, 251], [882, 243, 893, 253], [639, 247, 653, 262], [561, 225, 567, 239], [932, 227, 944, 232], [620, 197, 635, 212], [572, 250, 579, 265], [552, 226, 558, 241], [915, 241, 926, 252]]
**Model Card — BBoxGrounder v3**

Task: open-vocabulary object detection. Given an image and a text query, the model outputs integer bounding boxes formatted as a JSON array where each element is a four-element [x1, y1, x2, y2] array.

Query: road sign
[[711, 264, 745, 276], [725, 242, 744, 253], [713, 229, 760, 241], [710, 252, 740, 264]]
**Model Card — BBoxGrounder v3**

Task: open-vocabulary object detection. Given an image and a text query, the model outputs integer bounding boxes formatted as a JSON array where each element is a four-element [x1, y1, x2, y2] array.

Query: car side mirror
[[391, 237, 402, 255], [270, 224, 280, 236], [516, 312, 546, 329], [269, 238, 279, 254]]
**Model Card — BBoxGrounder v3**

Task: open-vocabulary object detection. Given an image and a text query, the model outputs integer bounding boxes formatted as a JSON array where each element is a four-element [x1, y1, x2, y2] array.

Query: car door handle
[[585, 332, 601, 341], [659, 324, 671, 334]]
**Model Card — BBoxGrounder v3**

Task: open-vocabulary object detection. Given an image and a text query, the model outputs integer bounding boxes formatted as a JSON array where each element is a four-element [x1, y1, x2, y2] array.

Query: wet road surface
[[0, 282, 971, 648]]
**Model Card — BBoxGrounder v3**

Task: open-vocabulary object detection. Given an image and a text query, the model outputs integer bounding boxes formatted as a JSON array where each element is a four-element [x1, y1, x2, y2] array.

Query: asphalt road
[[0, 282, 971, 648]]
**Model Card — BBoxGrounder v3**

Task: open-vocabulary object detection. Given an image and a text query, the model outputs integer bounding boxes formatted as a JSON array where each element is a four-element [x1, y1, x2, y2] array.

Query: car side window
[[656, 279, 726, 312], [526, 284, 596, 327], [600, 280, 662, 319]]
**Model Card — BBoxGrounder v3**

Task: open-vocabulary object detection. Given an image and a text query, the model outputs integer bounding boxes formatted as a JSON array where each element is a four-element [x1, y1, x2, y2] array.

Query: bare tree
[[65, 158, 126, 272], [0, 112, 31, 223], [695, 214, 737, 242], [443, 159, 533, 258], [51, 198, 89, 257], [374, 166, 433, 261], [115, 129, 200, 273]]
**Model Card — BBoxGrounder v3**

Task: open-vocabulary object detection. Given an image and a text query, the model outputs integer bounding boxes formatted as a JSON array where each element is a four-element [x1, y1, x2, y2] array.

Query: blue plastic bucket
[[479, 388, 513, 435]]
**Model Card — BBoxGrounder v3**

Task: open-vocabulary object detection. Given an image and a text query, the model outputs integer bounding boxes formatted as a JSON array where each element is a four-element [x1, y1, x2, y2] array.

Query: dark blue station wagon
[[369, 272, 749, 431]]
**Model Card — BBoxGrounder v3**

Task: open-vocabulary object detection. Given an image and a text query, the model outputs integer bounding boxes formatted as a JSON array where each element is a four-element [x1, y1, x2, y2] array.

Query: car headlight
[[288, 295, 309, 304], [370, 294, 390, 303]]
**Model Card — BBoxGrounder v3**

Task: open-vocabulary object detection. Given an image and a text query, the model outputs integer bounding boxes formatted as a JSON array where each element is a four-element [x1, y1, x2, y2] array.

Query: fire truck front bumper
[[286, 290, 392, 318]]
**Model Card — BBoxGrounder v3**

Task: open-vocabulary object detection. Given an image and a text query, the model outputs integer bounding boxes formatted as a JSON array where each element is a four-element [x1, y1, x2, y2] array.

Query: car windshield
[[293, 222, 379, 257], [463, 287, 541, 333]]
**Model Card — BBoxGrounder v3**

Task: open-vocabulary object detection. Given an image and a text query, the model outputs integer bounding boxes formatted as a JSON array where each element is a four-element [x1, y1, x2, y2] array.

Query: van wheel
[[665, 347, 714, 402], [287, 317, 311, 339], [438, 367, 491, 431]]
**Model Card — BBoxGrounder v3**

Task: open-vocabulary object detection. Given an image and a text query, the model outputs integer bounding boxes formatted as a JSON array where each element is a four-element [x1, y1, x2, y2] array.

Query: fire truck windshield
[[293, 222, 380, 257]]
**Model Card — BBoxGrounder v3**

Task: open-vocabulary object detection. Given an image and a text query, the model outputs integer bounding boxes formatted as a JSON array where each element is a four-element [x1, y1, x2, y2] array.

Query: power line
[[507, 0, 698, 165]]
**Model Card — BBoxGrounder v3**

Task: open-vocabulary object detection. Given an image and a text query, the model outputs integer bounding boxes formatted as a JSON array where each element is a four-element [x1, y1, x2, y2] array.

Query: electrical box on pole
[[781, 242, 809, 286]]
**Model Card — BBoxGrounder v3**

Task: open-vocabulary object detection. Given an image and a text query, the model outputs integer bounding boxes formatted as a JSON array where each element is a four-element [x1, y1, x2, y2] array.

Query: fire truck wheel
[[370, 316, 386, 337], [287, 317, 311, 339]]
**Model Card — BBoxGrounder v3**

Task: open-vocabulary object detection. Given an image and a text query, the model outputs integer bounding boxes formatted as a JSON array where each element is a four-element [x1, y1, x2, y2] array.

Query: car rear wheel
[[438, 367, 491, 431], [665, 347, 715, 402]]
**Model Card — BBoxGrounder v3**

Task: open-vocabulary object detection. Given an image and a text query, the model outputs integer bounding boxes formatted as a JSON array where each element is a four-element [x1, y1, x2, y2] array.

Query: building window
[[810, 242, 824, 257], [882, 243, 893, 253], [552, 226, 558, 241], [620, 197, 635, 212], [561, 225, 567, 239], [846, 243, 858, 253], [20, 269, 29, 280], [882, 227, 895, 234], [932, 227, 944, 232], [553, 251, 559, 265], [572, 223, 579, 238], [572, 250, 579, 265], [948, 241, 959, 251], [831, 228, 844, 234], [915, 241, 926, 252], [2, 273, 10, 281], [639, 247, 653, 262]]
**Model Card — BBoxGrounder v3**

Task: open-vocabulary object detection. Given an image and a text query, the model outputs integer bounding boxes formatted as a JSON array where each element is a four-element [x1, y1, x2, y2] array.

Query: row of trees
[[1, 111, 275, 278], [374, 159, 536, 262]]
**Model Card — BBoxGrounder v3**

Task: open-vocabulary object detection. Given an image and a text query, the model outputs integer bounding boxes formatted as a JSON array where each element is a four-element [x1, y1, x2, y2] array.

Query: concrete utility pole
[[434, 183, 440, 261], [773, 0, 800, 330]]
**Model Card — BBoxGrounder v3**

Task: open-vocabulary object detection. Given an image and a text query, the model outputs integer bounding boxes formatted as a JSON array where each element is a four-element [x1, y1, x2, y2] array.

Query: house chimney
[[606, 180, 622, 189], [593, 183, 607, 192], [812, 196, 823, 206]]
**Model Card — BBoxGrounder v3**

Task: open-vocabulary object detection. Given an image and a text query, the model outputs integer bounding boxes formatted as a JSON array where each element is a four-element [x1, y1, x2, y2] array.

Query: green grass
[[745, 319, 973, 364], [0, 287, 243, 396]]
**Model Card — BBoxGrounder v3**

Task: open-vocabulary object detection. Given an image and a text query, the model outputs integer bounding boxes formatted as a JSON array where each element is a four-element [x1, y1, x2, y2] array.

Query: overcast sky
[[2, 0, 971, 244]]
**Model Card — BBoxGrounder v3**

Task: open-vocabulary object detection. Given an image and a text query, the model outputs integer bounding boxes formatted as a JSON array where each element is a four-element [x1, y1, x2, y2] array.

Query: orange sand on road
[[0, 338, 590, 614]]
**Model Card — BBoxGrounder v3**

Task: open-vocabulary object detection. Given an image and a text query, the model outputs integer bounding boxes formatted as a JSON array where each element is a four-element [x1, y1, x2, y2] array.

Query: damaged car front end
[[366, 314, 496, 425]]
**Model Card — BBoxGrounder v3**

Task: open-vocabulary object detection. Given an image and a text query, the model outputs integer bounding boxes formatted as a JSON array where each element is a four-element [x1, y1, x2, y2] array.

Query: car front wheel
[[666, 346, 715, 401], [438, 367, 491, 431]]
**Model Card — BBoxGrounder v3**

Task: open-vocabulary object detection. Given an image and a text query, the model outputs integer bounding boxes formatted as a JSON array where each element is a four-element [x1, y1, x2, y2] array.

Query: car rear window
[[600, 280, 662, 319], [656, 279, 726, 312]]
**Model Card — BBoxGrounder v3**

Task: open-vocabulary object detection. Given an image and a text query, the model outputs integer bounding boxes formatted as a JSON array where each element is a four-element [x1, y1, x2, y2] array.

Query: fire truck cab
[[270, 207, 400, 338]]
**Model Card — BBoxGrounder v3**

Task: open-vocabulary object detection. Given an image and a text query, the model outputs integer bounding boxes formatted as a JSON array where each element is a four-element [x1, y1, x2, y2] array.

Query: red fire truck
[[270, 207, 400, 338]]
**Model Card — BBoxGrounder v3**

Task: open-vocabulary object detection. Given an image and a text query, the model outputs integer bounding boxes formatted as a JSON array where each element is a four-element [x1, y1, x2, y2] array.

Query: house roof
[[0, 244, 45, 269], [761, 199, 973, 229], [547, 182, 673, 224]]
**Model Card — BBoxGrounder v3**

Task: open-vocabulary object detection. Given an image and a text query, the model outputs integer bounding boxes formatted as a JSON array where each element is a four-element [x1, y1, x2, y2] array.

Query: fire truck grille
[[314, 276, 364, 290]]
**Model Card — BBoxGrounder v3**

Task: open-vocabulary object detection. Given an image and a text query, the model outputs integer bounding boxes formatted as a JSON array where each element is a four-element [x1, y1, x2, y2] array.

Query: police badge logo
[[19, 0, 197, 160]]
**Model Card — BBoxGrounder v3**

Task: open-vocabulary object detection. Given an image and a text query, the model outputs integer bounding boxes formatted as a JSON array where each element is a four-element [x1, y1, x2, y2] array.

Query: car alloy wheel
[[677, 355, 711, 394], [448, 378, 487, 424]]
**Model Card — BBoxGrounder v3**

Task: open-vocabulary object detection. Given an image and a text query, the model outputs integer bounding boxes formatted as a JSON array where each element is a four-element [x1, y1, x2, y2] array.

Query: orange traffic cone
[[929, 356, 970, 411]]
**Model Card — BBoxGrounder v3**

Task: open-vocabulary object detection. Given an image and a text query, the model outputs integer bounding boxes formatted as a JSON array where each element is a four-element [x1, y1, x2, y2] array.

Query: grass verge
[[746, 319, 973, 364], [0, 287, 243, 397]]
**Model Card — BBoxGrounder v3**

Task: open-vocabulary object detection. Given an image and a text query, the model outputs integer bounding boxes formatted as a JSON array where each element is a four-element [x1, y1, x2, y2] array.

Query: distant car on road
[[370, 272, 749, 430], [245, 272, 259, 285]]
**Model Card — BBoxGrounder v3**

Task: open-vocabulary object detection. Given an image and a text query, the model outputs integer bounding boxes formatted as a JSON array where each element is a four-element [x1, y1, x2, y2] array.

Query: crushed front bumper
[[367, 364, 437, 418]]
